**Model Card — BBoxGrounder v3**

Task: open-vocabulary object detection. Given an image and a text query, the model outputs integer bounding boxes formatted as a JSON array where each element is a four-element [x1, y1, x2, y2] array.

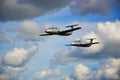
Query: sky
[[0, 0, 120, 80]]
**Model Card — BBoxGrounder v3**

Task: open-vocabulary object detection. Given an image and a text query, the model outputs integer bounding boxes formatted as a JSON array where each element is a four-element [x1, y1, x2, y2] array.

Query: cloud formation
[[72, 58, 120, 80], [73, 64, 90, 80], [34, 69, 68, 80], [70, 0, 120, 16], [81, 31, 103, 54], [0, 0, 71, 21], [98, 20, 120, 43], [49, 21, 120, 80], [51, 20, 120, 65], [10, 21, 45, 41], [51, 31, 103, 65], [0, 45, 38, 80], [1, 0, 119, 21], [3, 45, 37, 67], [37, 58, 120, 80], [0, 66, 25, 80]]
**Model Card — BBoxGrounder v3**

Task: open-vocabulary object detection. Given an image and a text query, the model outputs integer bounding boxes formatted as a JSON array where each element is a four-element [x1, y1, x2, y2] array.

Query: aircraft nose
[[78, 26, 82, 29], [45, 30, 47, 32]]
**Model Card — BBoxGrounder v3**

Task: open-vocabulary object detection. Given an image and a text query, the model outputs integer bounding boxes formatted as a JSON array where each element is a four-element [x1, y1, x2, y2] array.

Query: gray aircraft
[[39, 24, 81, 36], [66, 38, 100, 47]]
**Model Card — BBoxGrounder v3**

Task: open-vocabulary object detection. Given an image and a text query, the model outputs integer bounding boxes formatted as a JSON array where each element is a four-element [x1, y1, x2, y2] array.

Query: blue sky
[[0, 0, 120, 80]]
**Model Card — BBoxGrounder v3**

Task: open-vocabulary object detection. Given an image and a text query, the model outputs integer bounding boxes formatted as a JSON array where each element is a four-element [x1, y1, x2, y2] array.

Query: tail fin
[[87, 38, 97, 43]]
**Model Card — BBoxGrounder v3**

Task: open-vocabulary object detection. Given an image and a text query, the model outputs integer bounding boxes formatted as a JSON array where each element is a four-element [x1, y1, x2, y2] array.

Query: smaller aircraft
[[39, 24, 81, 36], [66, 38, 100, 47]]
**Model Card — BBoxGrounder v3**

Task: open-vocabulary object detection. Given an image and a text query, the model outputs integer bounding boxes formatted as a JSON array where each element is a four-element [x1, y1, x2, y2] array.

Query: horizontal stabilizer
[[86, 38, 97, 40]]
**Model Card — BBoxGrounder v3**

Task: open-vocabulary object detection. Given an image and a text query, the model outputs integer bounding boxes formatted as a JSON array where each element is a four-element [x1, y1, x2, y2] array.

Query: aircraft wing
[[61, 29, 73, 33], [60, 27, 81, 33], [39, 33, 52, 36]]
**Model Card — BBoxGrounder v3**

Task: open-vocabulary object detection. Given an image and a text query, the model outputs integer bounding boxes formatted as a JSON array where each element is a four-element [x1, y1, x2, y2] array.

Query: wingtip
[[39, 34, 45, 36], [39, 34, 42, 36], [65, 44, 71, 46]]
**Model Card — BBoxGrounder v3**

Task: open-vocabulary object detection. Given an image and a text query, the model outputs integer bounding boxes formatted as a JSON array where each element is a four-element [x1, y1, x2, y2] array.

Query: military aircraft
[[66, 38, 100, 47], [39, 24, 81, 36]]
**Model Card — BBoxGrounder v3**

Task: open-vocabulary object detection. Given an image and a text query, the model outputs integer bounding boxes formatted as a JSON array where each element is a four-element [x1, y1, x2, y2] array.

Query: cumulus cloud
[[73, 64, 90, 80], [0, 0, 71, 21], [34, 69, 67, 80], [81, 31, 103, 54], [51, 21, 120, 65], [99, 58, 120, 79], [96, 21, 120, 58], [72, 58, 120, 80], [48, 20, 120, 80], [49, 58, 120, 80], [9, 21, 45, 41], [51, 31, 103, 65], [98, 20, 120, 43], [70, 0, 120, 16], [0, 21, 40, 80], [0, 45, 38, 80], [0, 65, 26, 80], [3, 45, 37, 67]]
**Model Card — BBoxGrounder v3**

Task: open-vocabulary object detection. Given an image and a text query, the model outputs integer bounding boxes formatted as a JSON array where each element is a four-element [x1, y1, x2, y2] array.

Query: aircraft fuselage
[[69, 42, 99, 47], [70, 43, 92, 47], [45, 27, 80, 36]]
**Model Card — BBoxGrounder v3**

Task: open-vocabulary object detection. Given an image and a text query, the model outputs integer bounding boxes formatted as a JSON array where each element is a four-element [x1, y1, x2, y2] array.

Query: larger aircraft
[[39, 24, 81, 36], [66, 38, 100, 47]]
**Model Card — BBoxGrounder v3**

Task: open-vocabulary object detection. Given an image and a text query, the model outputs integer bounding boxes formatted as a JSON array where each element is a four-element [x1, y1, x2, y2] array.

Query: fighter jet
[[39, 24, 81, 36], [66, 38, 100, 47]]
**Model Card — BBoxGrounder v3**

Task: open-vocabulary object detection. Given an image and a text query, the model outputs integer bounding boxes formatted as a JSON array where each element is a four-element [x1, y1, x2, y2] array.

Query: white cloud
[[98, 58, 120, 79], [19, 21, 41, 35], [50, 31, 104, 65], [0, 44, 37, 80], [34, 69, 64, 80], [0, 66, 26, 80], [17, 21, 45, 41], [72, 58, 120, 80], [0, 45, 37, 80], [98, 20, 120, 43], [3, 45, 37, 67], [9, 21, 46, 41], [81, 31, 103, 54], [73, 64, 90, 80], [51, 20, 120, 65]]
